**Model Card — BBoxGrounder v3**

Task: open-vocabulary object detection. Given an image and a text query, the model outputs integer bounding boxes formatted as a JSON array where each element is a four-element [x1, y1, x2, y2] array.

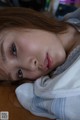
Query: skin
[[0, 26, 78, 81]]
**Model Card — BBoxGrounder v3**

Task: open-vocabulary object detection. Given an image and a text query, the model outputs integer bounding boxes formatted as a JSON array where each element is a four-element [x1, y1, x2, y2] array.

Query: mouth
[[46, 53, 52, 69], [43, 53, 52, 71]]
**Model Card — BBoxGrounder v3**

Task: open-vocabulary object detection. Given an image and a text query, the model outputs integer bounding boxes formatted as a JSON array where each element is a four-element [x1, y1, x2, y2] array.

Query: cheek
[[24, 41, 41, 55]]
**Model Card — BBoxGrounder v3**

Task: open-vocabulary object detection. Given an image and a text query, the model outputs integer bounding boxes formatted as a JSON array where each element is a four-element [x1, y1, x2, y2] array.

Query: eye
[[17, 69, 23, 80], [10, 43, 17, 56]]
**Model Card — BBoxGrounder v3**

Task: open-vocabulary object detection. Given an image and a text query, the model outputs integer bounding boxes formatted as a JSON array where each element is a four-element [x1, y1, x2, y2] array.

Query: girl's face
[[0, 29, 66, 81]]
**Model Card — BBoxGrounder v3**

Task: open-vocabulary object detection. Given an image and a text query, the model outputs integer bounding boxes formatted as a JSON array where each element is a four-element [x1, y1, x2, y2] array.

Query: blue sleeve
[[32, 95, 80, 120], [51, 96, 80, 120]]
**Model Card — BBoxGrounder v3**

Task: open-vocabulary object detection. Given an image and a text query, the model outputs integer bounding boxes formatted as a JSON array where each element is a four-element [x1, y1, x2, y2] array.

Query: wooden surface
[[0, 84, 55, 120]]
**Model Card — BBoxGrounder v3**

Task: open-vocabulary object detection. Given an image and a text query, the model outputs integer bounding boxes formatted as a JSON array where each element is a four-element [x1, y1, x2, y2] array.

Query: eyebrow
[[0, 40, 6, 62]]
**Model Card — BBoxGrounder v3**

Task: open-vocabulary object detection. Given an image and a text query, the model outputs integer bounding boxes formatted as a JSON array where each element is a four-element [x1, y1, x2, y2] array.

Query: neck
[[57, 25, 80, 55]]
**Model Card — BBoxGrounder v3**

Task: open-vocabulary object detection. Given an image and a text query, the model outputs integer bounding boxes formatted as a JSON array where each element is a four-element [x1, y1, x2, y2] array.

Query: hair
[[0, 7, 68, 82]]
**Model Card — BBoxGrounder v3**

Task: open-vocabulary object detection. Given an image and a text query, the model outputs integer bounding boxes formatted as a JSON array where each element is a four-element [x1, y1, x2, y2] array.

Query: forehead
[[0, 29, 15, 41], [0, 28, 27, 37], [0, 28, 26, 44]]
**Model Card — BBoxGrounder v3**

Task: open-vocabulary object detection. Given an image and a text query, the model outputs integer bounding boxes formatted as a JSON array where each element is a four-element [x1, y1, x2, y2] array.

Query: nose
[[28, 57, 38, 71]]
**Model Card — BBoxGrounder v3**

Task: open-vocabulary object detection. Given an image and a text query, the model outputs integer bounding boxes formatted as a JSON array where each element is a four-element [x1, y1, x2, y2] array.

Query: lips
[[43, 53, 52, 71], [46, 53, 52, 69]]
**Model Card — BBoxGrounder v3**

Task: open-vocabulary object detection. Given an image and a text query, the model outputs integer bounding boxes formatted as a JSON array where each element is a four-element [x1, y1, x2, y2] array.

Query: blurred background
[[0, 0, 80, 19]]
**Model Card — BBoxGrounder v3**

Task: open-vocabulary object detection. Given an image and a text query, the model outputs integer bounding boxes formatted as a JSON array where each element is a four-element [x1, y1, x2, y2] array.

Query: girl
[[0, 7, 80, 120]]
